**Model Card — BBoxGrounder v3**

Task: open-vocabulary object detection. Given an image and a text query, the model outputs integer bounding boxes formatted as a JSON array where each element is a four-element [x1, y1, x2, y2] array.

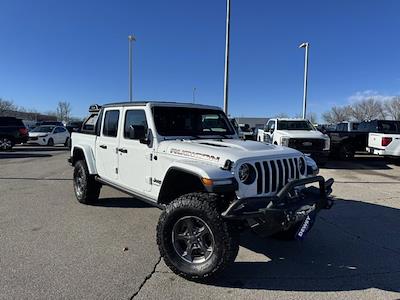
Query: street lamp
[[128, 35, 136, 102], [193, 87, 197, 103], [299, 42, 309, 119], [223, 0, 231, 115]]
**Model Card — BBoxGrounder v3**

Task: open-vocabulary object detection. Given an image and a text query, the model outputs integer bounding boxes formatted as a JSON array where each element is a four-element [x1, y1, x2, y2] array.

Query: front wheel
[[0, 137, 13, 151], [47, 138, 54, 146], [73, 160, 101, 204], [157, 193, 239, 280]]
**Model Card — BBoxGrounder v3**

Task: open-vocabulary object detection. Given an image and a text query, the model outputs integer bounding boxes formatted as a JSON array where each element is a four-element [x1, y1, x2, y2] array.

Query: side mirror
[[129, 125, 146, 141], [269, 128, 274, 134]]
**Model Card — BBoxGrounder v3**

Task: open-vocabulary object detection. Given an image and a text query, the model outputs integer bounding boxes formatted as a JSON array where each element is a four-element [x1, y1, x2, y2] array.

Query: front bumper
[[305, 150, 329, 164], [221, 176, 334, 236]]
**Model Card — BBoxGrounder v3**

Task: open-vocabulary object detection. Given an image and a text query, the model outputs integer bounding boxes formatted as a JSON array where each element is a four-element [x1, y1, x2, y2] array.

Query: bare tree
[[322, 105, 352, 123], [351, 98, 386, 121], [56, 101, 72, 122], [0, 98, 16, 116], [308, 112, 318, 124], [384, 96, 400, 120], [274, 112, 289, 118]]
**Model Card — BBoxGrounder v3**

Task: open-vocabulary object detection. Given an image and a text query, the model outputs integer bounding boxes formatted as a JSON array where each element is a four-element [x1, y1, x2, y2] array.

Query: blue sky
[[0, 0, 400, 119]]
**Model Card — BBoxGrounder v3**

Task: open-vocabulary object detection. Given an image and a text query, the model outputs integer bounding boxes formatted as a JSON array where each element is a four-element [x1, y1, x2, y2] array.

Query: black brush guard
[[221, 176, 334, 236]]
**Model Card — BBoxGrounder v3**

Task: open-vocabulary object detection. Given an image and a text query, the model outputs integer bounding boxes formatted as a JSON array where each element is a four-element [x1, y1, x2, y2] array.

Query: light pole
[[193, 87, 196, 103], [223, 0, 231, 115], [299, 42, 309, 119], [128, 35, 136, 102]]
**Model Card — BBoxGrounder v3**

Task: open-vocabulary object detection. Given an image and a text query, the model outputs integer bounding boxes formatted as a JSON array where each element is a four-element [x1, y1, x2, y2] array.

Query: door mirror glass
[[129, 125, 146, 141], [269, 128, 274, 134]]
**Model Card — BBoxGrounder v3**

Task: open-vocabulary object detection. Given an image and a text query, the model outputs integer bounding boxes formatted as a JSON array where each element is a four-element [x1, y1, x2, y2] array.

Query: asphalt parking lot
[[1, 145, 400, 299]]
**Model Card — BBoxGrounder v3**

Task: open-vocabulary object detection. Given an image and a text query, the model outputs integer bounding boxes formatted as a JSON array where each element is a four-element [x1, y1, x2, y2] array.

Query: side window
[[337, 123, 345, 131], [124, 110, 148, 139], [53, 127, 60, 133], [83, 114, 99, 132], [58, 127, 66, 133], [269, 121, 276, 131], [102, 110, 120, 137]]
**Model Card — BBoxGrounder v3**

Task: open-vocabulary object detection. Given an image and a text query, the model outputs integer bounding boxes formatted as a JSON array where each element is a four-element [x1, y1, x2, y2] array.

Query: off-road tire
[[64, 137, 69, 147], [73, 160, 101, 204], [157, 192, 239, 280], [338, 143, 354, 160], [272, 222, 302, 240], [47, 138, 54, 146]]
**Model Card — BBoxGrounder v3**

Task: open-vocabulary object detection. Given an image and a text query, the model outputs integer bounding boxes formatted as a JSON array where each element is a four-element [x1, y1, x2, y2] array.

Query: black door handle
[[99, 144, 107, 149], [118, 148, 128, 153]]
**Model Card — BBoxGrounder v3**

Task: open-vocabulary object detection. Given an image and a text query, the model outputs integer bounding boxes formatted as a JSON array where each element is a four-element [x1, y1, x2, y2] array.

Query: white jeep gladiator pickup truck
[[257, 118, 330, 165], [69, 101, 334, 280]]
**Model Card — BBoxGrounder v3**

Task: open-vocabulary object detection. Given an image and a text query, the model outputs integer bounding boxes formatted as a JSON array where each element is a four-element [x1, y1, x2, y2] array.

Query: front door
[[118, 108, 153, 194], [266, 120, 275, 143], [95, 108, 121, 182]]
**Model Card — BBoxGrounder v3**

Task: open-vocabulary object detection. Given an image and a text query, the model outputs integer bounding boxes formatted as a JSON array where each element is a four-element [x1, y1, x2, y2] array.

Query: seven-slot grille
[[253, 157, 301, 195]]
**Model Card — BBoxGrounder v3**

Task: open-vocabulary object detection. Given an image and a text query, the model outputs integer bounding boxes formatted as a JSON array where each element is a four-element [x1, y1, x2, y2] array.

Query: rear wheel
[[0, 137, 13, 151], [157, 193, 239, 280], [338, 143, 354, 160], [64, 137, 69, 147], [73, 160, 101, 204]]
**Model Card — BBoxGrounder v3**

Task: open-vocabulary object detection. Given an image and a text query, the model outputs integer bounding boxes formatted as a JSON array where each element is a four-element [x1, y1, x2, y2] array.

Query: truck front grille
[[253, 158, 300, 195], [288, 138, 324, 152]]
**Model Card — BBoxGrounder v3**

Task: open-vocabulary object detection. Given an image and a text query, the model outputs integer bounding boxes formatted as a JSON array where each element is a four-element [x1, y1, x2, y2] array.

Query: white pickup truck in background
[[257, 118, 330, 165], [366, 120, 400, 158]]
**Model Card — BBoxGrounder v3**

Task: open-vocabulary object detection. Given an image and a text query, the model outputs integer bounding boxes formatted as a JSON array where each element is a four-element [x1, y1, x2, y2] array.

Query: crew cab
[[69, 101, 334, 280], [324, 121, 368, 159], [257, 118, 330, 165], [366, 120, 400, 158]]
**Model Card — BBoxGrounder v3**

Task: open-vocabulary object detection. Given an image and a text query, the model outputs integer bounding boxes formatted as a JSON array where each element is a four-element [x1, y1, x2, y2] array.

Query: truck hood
[[158, 138, 302, 166], [278, 130, 328, 139]]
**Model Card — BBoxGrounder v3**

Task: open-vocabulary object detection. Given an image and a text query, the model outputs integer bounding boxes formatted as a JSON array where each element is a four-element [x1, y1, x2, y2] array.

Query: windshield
[[153, 107, 235, 137], [31, 126, 54, 133], [277, 120, 315, 131]]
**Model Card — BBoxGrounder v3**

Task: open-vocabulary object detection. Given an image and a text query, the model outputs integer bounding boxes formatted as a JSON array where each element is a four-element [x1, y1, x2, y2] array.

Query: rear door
[[118, 108, 153, 193], [95, 108, 121, 182]]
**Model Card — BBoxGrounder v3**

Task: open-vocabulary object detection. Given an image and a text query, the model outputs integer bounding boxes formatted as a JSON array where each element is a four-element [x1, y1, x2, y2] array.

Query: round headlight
[[238, 163, 256, 184], [238, 164, 250, 182], [299, 157, 306, 175]]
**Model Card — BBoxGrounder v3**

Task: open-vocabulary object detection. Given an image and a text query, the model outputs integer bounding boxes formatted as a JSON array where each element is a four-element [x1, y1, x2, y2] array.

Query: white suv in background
[[28, 125, 70, 146]]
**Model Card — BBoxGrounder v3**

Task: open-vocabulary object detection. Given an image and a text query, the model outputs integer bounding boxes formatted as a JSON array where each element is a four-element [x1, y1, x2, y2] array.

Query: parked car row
[[0, 116, 83, 150]]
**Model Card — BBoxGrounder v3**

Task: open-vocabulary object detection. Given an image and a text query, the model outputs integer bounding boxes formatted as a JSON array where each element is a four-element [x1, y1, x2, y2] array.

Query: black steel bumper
[[221, 176, 334, 236]]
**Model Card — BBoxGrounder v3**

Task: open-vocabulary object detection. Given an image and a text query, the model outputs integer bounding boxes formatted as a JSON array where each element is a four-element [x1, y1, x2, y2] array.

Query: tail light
[[18, 127, 28, 136], [381, 137, 392, 147]]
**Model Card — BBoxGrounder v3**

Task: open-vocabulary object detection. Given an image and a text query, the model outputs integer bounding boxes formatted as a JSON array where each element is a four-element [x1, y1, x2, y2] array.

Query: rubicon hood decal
[[170, 148, 220, 162]]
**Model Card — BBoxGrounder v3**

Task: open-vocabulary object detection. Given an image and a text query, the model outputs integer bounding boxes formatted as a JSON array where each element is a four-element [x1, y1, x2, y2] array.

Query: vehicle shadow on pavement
[[212, 198, 400, 293], [15, 146, 68, 152], [323, 156, 392, 170], [91, 197, 155, 208], [0, 153, 52, 159]]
